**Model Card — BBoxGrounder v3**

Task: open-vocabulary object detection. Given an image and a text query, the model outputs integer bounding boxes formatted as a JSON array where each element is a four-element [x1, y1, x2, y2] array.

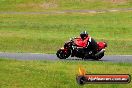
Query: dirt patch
[[40, 2, 58, 9], [17, 2, 58, 9], [107, 0, 128, 4]]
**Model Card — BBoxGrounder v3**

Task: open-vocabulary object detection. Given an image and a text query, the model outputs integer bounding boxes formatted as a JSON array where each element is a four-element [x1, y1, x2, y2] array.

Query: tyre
[[98, 52, 104, 59], [94, 52, 104, 60], [56, 49, 71, 59]]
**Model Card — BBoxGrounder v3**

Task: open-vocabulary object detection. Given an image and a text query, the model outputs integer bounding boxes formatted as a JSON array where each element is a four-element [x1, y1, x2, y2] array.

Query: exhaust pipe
[[95, 49, 105, 56]]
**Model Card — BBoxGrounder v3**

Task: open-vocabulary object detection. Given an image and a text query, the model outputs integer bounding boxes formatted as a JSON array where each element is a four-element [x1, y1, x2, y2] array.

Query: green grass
[[0, 58, 132, 88], [0, 0, 132, 12], [0, 12, 132, 54]]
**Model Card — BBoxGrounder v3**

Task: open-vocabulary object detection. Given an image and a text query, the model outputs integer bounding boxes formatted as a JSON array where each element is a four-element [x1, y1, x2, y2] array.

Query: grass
[[0, 1, 131, 88], [0, 58, 132, 88], [0, 12, 132, 54], [0, 0, 132, 12]]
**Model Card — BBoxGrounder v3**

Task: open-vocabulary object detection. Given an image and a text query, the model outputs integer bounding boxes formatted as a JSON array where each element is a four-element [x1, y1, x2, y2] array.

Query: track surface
[[0, 52, 132, 63], [0, 8, 132, 14]]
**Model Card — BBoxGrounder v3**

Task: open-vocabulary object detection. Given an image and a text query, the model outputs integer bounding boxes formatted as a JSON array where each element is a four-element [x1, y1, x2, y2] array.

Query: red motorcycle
[[56, 37, 107, 60]]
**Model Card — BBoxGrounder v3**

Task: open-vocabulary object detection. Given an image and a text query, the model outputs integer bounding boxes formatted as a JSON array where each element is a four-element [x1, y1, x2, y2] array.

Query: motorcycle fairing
[[97, 42, 106, 50]]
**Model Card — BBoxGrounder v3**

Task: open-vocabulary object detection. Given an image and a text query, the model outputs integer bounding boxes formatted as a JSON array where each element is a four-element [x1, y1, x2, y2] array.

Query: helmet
[[80, 31, 88, 40]]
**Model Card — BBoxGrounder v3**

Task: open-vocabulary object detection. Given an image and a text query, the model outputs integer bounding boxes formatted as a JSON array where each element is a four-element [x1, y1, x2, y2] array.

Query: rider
[[80, 31, 98, 55]]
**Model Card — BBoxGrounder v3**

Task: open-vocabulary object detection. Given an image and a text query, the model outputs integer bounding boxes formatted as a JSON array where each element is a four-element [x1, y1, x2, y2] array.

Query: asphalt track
[[0, 52, 132, 63], [0, 8, 132, 14]]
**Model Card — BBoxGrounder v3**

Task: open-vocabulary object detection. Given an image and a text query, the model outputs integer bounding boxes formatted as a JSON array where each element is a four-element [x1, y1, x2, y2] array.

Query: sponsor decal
[[76, 67, 131, 85]]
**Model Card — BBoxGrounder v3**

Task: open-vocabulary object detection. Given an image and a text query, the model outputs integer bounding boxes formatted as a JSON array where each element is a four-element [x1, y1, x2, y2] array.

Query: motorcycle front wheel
[[56, 49, 71, 59]]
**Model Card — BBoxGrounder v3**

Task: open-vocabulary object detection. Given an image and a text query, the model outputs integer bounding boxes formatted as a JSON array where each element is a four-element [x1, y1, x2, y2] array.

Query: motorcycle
[[56, 37, 107, 60]]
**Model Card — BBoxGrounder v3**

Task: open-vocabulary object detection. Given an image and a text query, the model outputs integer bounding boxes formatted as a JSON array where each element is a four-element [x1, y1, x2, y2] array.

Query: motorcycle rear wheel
[[94, 52, 104, 60]]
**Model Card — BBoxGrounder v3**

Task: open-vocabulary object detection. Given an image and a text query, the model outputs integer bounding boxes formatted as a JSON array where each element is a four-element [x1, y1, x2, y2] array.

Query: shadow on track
[[59, 58, 111, 62]]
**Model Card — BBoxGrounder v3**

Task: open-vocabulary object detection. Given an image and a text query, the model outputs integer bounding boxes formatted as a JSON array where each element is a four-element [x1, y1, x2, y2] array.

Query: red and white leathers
[[74, 35, 92, 48]]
